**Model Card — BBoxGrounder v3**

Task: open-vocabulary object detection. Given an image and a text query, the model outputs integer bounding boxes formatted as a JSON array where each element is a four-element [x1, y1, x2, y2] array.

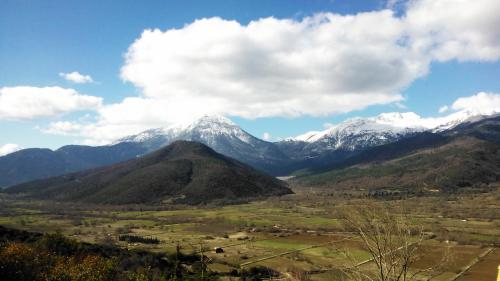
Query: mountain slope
[[1, 111, 498, 188], [5, 141, 292, 205], [119, 115, 291, 175], [0, 115, 290, 188], [277, 113, 427, 161], [294, 116, 500, 192], [0, 142, 148, 188]]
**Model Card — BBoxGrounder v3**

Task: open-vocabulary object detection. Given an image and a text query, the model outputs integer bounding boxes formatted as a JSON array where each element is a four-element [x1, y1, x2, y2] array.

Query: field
[[1, 185, 499, 280]]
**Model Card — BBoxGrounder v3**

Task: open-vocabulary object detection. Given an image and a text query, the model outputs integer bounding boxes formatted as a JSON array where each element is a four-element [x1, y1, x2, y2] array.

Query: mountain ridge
[[0, 111, 498, 188], [293, 115, 500, 192], [5, 141, 292, 205]]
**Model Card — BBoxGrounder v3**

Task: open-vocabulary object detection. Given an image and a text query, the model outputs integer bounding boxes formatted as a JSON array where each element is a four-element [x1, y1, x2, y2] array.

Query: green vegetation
[[119, 234, 160, 244], [295, 136, 499, 193], [1, 185, 499, 280], [0, 226, 218, 281], [5, 141, 291, 205]]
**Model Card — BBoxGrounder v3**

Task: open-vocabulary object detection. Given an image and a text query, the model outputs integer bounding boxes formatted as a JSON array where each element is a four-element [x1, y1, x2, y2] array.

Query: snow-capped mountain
[[281, 112, 427, 159], [120, 110, 500, 172], [280, 109, 500, 159], [1, 110, 498, 187], [310, 113, 425, 151], [118, 115, 290, 175], [180, 115, 254, 146], [118, 115, 256, 147], [431, 109, 500, 132]]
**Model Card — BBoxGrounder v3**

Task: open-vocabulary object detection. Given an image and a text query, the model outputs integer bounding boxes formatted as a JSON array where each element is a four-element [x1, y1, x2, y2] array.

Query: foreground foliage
[[0, 226, 218, 281]]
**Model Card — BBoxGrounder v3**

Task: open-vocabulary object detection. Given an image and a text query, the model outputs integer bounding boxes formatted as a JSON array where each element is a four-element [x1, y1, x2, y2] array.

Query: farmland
[[1, 185, 499, 280]]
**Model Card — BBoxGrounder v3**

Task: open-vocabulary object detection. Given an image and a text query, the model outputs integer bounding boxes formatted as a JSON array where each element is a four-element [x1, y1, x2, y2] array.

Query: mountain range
[[5, 141, 292, 205], [293, 115, 500, 193], [0, 109, 498, 188]]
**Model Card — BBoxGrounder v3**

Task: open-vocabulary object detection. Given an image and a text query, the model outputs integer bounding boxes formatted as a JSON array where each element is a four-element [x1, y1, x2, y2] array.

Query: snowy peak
[[117, 127, 179, 143], [291, 131, 324, 142], [291, 112, 427, 144], [373, 112, 424, 128], [112, 114, 289, 175], [183, 115, 253, 144], [116, 114, 254, 146], [189, 114, 237, 127], [186, 115, 240, 135], [432, 109, 500, 132], [288, 109, 500, 153]]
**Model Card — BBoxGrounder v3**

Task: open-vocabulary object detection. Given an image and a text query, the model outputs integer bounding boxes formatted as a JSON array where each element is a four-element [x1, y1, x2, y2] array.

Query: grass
[[0, 187, 499, 280]]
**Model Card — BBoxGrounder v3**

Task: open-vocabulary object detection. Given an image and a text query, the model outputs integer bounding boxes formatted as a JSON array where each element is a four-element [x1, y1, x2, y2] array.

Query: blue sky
[[1, 0, 499, 151]]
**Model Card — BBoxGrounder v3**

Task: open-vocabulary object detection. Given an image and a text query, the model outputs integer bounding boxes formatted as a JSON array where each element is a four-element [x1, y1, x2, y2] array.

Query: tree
[[339, 203, 450, 281]]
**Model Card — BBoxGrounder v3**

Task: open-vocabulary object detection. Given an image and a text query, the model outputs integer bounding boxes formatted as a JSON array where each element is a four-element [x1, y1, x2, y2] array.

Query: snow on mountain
[[291, 109, 500, 145], [288, 112, 427, 152], [182, 115, 253, 145], [430, 109, 500, 132], [291, 131, 324, 143], [118, 115, 253, 145], [115, 115, 290, 175], [116, 109, 499, 172], [117, 127, 182, 143]]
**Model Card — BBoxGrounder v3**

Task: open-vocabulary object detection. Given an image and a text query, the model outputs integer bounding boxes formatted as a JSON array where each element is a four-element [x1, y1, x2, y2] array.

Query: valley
[[1, 113, 499, 280], [1, 185, 499, 280], [2, 2, 500, 280]]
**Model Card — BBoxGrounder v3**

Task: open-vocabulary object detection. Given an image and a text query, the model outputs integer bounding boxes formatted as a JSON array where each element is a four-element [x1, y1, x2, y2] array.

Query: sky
[[1, 0, 499, 154]]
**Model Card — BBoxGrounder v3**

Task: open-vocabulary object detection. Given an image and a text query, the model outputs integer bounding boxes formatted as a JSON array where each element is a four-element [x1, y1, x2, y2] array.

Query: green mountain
[[294, 116, 500, 193], [5, 141, 291, 205]]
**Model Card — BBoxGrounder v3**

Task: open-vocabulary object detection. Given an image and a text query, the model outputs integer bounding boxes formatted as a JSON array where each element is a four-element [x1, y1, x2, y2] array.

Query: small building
[[214, 247, 224, 253]]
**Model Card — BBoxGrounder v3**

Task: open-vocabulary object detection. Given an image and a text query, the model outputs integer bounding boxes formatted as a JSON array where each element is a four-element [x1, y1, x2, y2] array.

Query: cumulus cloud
[[39, 121, 83, 136], [0, 86, 102, 120], [405, 92, 500, 128], [405, 0, 500, 61], [59, 71, 94, 83], [0, 143, 22, 156], [451, 92, 500, 113], [116, 0, 499, 122], [43, 0, 500, 144], [121, 12, 421, 120]]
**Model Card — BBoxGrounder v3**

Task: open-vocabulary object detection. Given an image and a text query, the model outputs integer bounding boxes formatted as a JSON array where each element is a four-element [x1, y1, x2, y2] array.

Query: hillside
[[0, 115, 292, 188], [0, 142, 148, 188], [5, 141, 291, 205], [119, 115, 291, 175], [294, 116, 500, 192]]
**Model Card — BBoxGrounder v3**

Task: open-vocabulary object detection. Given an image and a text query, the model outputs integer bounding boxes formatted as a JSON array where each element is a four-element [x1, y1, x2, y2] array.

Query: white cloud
[[59, 71, 94, 83], [262, 132, 271, 141], [0, 143, 22, 156], [438, 105, 449, 113], [39, 121, 83, 136], [0, 86, 102, 120], [116, 0, 499, 121], [451, 92, 500, 113], [402, 92, 500, 128], [405, 0, 500, 62], [291, 92, 500, 140], [398, 92, 500, 128], [121, 12, 423, 120], [42, 0, 500, 144]]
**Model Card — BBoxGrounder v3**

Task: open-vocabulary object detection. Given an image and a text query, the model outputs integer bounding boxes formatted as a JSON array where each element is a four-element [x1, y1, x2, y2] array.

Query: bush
[[119, 234, 160, 244], [0, 225, 219, 281]]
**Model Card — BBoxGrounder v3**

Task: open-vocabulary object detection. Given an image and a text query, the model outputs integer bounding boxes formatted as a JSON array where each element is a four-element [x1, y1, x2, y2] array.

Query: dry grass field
[[1, 185, 499, 280]]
